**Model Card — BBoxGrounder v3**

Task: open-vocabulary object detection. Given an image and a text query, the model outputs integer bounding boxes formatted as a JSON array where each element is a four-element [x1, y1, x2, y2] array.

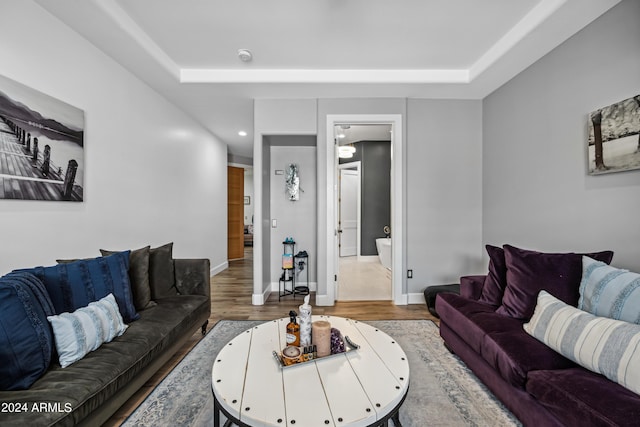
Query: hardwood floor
[[105, 247, 436, 426]]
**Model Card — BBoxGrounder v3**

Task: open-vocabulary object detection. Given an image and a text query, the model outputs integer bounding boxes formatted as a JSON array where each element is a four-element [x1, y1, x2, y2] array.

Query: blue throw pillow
[[17, 251, 139, 323], [579, 256, 640, 324], [0, 272, 55, 390]]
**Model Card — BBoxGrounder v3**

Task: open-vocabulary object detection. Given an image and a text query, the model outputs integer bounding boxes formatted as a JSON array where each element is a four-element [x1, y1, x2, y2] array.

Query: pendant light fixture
[[338, 145, 356, 158]]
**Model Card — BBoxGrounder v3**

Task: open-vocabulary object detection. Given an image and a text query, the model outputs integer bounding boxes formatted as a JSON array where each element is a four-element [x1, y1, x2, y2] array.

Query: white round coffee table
[[211, 316, 410, 427]]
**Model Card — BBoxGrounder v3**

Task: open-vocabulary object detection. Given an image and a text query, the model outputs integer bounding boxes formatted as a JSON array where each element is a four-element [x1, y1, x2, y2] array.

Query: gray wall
[[254, 98, 485, 301], [483, 0, 640, 270], [340, 140, 391, 255], [269, 141, 317, 287], [261, 139, 272, 292], [406, 99, 484, 290], [253, 99, 317, 303]]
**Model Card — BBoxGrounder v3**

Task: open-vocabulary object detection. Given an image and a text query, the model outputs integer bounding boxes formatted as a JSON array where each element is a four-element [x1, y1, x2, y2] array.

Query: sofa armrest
[[460, 275, 486, 300], [174, 259, 210, 297]]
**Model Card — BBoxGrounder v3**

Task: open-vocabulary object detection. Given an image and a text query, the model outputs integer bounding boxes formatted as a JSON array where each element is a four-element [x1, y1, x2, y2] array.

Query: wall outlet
[[272, 219, 277, 228], [407, 269, 413, 279]]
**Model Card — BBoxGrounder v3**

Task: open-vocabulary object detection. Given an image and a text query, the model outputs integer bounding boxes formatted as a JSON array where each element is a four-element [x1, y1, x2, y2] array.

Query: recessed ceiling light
[[238, 49, 252, 62], [238, 130, 247, 136]]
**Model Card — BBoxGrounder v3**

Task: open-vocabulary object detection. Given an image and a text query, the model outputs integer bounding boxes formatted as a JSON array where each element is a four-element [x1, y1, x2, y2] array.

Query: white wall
[[269, 146, 317, 288], [483, 0, 640, 270], [406, 99, 484, 292], [0, 0, 228, 273]]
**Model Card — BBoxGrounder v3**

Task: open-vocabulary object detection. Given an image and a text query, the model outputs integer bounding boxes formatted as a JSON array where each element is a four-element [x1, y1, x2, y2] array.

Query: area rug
[[122, 320, 522, 427]]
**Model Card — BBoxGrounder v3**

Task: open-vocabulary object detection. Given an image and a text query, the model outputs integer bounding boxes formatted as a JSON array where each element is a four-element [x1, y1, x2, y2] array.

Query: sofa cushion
[[527, 368, 640, 427], [478, 245, 507, 307], [0, 272, 55, 390], [48, 294, 128, 368], [481, 328, 575, 389], [18, 251, 140, 323], [101, 246, 156, 311], [496, 245, 614, 320], [579, 256, 640, 324], [524, 290, 640, 395], [149, 243, 178, 299], [435, 293, 497, 353]]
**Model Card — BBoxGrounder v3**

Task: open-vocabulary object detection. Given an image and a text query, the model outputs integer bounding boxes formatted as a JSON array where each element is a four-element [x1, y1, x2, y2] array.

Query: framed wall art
[[588, 95, 640, 175], [0, 73, 84, 201]]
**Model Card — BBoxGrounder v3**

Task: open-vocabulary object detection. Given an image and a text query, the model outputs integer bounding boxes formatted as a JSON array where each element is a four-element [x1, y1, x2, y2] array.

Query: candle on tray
[[312, 320, 331, 357]]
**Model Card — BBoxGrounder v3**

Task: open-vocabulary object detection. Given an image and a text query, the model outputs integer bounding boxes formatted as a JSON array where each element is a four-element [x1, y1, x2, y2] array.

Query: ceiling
[[335, 124, 392, 145], [34, 0, 620, 158]]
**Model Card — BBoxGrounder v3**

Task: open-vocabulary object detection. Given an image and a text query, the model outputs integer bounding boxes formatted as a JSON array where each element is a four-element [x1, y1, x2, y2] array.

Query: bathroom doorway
[[335, 125, 392, 301], [323, 114, 404, 306]]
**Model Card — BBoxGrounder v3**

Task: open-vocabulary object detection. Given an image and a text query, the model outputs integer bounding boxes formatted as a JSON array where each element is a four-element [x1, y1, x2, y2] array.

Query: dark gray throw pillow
[[100, 246, 155, 310], [148, 242, 178, 299]]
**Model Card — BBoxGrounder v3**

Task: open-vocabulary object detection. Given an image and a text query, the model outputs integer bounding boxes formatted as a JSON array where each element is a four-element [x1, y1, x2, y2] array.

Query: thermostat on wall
[[275, 170, 284, 175]]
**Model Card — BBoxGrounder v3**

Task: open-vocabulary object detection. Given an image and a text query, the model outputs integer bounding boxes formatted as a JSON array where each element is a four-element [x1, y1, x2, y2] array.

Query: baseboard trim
[[252, 284, 271, 305], [407, 292, 426, 304], [252, 293, 264, 305], [315, 293, 334, 306], [210, 261, 228, 276]]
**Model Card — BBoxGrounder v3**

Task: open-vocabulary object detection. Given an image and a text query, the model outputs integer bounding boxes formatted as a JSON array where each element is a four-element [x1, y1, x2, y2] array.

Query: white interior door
[[339, 168, 359, 257]]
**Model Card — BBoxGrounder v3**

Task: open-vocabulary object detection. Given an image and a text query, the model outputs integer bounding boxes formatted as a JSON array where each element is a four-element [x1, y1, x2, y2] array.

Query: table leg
[[391, 409, 402, 427], [214, 398, 220, 427]]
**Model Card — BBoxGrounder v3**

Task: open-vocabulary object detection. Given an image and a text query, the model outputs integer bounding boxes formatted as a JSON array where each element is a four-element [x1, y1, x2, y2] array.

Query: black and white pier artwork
[[0, 73, 84, 201], [588, 95, 640, 175]]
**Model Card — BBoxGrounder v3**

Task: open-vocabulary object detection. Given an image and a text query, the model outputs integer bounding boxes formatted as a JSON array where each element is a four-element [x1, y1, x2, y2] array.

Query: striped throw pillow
[[48, 293, 128, 368], [524, 290, 640, 395], [579, 256, 640, 324]]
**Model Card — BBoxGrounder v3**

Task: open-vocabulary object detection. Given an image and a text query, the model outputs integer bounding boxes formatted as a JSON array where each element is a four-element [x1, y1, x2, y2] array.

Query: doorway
[[227, 166, 245, 260], [336, 128, 393, 301], [324, 114, 405, 306]]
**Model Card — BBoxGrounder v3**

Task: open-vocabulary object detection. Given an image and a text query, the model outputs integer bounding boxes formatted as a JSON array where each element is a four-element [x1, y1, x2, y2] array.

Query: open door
[[338, 165, 359, 257], [227, 166, 244, 260]]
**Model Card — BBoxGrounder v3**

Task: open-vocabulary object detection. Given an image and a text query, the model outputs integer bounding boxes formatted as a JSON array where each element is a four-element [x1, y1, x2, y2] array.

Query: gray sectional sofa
[[0, 248, 211, 427]]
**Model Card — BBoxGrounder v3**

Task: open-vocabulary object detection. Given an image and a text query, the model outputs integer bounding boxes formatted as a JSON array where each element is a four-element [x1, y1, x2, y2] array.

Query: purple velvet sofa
[[436, 244, 640, 427]]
